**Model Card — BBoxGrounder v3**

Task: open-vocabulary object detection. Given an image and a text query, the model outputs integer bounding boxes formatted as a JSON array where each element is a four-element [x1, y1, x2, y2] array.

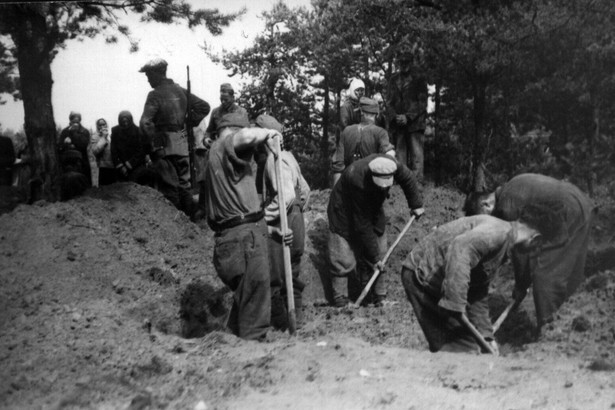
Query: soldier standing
[[139, 58, 210, 217], [386, 57, 428, 181]]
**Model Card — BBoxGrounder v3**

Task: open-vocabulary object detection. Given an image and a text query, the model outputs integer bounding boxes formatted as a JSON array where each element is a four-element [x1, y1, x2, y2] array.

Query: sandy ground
[[1, 181, 614, 410]]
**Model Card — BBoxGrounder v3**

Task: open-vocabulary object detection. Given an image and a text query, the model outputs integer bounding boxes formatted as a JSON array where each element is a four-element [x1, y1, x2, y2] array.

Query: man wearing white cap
[[326, 153, 424, 307], [331, 96, 395, 186], [139, 58, 210, 217]]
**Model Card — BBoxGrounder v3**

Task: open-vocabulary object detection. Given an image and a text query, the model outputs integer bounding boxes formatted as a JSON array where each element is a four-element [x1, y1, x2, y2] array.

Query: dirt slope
[[0, 182, 614, 410]]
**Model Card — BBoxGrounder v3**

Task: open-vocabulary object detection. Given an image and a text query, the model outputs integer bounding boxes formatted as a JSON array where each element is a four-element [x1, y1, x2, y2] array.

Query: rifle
[[186, 65, 197, 189]]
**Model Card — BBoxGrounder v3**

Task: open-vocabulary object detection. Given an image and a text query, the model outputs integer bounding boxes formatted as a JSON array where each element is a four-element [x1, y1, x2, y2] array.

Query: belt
[[157, 125, 183, 132], [208, 210, 264, 232]]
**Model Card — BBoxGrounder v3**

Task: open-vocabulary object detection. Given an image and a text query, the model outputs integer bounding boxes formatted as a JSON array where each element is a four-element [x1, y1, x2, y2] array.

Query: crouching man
[[401, 208, 556, 354], [327, 154, 424, 307]]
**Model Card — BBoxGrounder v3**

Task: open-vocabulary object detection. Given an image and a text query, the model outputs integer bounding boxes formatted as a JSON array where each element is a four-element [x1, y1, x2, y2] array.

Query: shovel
[[353, 216, 415, 308], [272, 135, 297, 335], [460, 313, 498, 355]]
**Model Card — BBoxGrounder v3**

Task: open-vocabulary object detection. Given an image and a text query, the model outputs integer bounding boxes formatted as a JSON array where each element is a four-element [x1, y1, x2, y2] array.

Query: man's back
[[331, 123, 394, 174]]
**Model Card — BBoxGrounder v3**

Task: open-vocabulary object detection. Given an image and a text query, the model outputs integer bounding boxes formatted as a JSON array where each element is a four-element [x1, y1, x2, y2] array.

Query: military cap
[[217, 112, 249, 131], [368, 156, 397, 188], [220, 83, 234, 94], [360, 97, 380, 114], [255, 114, 283, 134], [139, 58, 168, 73]]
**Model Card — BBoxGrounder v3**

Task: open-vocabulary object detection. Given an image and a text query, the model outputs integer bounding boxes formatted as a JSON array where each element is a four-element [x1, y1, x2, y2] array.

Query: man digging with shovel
[[326, 154, 424, 307], [400, 206, 558, 354]]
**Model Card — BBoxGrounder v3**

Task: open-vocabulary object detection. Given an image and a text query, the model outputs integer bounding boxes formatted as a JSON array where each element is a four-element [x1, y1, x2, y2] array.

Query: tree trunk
[[470, 81, 487, 192], [588, 104, 599, 196], [321, 75, 332, 189], [10, 5, 60, 202], [433, 82, 442, 185]]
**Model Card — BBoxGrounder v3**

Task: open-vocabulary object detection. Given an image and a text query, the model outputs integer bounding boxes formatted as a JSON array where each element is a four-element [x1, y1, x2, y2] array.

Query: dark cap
[[139, 58, 168, 73], [255, 114, 283, 133], [220, 83, 234, 94], [217, 112, 249, 131], [360, 97, 379, 114]]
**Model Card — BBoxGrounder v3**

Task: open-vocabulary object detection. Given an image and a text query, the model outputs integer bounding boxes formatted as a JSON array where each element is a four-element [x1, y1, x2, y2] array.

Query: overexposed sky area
[[0, 0, 311, 133]]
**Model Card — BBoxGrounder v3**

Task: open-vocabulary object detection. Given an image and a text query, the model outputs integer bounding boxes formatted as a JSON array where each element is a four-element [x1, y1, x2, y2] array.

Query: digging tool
[[272, 134, 297, 335], [493, 288, 528, 333], [459, 313, 498, 355], [353, 216, 416, 308]]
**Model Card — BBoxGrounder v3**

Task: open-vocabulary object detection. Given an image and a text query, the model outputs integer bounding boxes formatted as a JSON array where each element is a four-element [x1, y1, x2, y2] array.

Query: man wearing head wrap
[[138, 58, 210, 217], [326, 154, 424, 307], [59, 111, 92, 187], [255, 114, 310, 329], [401, 207, 554, 354], [338, 78, 365, 139], [463, 173, 594, 335], [110, 111, 149, 183], [331, 97, 395, 186], [91, 118, 115, 186], [386, 57, 428, 180], [203, 112, 280, 341]]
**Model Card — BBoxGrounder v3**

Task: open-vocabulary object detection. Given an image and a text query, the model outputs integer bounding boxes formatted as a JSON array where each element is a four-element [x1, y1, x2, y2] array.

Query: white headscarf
[[347, 78, 365, 101]]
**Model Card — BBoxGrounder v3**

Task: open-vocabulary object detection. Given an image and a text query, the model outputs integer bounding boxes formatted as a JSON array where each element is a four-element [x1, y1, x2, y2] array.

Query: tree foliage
[[213, 0, 615, 194]]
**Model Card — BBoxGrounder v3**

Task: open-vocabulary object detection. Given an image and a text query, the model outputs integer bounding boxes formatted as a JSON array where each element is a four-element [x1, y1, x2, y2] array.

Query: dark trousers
[[213, 220, 271, 340], [401, 267, 492, 353], [98, 167, 117, 186], [513, 219, 591, 328], [267, 204, 306, 328], [152, 155, 194, 217]]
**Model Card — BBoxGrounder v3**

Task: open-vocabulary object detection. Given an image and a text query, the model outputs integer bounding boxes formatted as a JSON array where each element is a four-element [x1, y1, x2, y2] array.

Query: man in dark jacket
[[401, 210, 554, 353], [59, 111, 92, 186], [386, 58, 428, 180], [327, 154, 424, 307], [0, 135, 15, 186], [331, 97, 395, 186], [111, 110, 149, 182], [139, 58, 210, 217], [463, 173, 594, 333]]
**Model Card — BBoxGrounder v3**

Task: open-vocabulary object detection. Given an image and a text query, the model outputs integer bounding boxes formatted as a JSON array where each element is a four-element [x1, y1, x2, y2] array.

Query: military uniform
[[139, 58, 210, 216], [386, 72, 427, 179], [331, 98, 395, 175]]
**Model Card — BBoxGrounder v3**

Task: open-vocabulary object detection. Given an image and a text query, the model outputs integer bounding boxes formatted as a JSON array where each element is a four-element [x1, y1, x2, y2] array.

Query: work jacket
[[331, 122, 394, 174], [328, 153, 422, 264], [403, 215, 515, 313], [204, 102, 248, 141]]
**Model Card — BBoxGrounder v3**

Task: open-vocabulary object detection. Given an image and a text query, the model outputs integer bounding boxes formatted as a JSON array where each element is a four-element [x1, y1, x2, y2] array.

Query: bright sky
[[0, 0, 311, 133]]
